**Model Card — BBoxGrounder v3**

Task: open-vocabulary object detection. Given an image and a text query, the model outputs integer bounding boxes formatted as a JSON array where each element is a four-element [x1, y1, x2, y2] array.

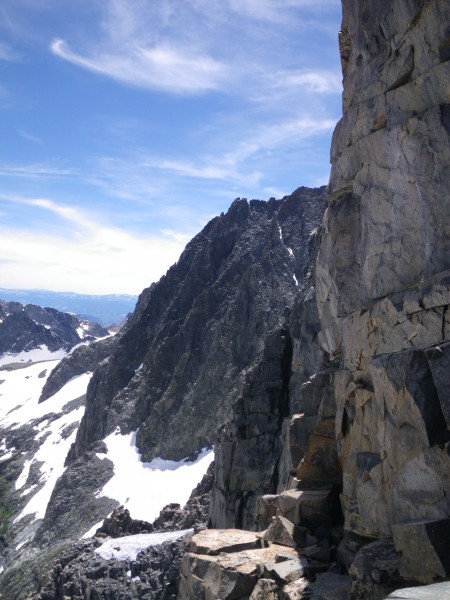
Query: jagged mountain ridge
[[0, 300, 108, 357], [69, 187, 326, 464]]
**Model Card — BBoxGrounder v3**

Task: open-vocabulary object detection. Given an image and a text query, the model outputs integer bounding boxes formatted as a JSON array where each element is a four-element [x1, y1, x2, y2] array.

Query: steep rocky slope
[[2, 1, 449, 597], [69, 187, 326, 464]]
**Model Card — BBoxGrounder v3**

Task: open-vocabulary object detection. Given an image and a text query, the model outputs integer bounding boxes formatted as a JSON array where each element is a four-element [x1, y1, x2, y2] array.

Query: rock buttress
[[316, 0, 450, 585]]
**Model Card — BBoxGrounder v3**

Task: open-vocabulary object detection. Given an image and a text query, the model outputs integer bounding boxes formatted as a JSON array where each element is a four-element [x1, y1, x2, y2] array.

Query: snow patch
[[293, 274, 299, 287], [0, 367, 91, 430], [278, 223, 283, 242], [0, 362, 92, 525], [15, 459, 33, 490], [95, 430, 214, 524], [14, 403, 85, 522], [82, 519, 105, 539], [95, 529, 193, 561], [0, 345, 67, 368], [0, 438, 14, 462]]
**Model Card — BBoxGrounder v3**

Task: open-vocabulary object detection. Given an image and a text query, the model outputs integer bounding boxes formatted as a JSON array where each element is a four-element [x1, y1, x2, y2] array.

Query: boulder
[[279, 578, 309, 599], [189, 528, 264, 556], [269, 557, 307, 584], [387, 582, 450, 599], [178, 544, 301, 600], [349, 539, 402, 599], [256, 495, 279, 531], [277, 488, 340, 530], [262, 516, 308, 548], [250, 578, 280, 599], [392, 519, 450, 584], [303, 572, 351, 600]]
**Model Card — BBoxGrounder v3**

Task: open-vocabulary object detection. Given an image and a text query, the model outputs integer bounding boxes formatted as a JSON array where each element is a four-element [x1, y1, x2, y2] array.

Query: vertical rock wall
[[316, 0, 450, 583]]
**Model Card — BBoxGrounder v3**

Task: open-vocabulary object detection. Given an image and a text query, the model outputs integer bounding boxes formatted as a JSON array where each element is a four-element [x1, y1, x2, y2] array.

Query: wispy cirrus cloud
[[144, 115, 335, 183], [0, 41, 19, 61], [51, 39, 230, 94], [18, 128, 42, 144], [0, 163, 75, 178], [48, 0, 341, 98], [78, 113, 335, 216], [228, 0, 339, 23], [272, 70, 342, 94]]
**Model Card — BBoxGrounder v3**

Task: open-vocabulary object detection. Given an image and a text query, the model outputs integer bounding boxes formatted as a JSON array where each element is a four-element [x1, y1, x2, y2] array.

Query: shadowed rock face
[[315, 0, 450, 586], [68, 187, 326, 464]]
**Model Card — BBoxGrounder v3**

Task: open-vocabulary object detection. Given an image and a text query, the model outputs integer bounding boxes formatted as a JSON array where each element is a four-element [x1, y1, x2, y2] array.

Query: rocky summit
[[0, 1, 450, 599]]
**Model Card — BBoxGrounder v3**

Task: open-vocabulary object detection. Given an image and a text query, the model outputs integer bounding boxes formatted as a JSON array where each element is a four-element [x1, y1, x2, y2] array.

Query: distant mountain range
[[0, 288, 138, 325]]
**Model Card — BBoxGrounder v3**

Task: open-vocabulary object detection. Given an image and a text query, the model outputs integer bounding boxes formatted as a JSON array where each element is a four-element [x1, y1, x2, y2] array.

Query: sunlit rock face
[[316, 0, 450, 583]]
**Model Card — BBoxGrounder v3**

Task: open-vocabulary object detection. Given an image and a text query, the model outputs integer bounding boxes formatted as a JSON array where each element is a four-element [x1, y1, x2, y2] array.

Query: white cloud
[[0, 196, 190, 294], [142, 115, 335, 185], [274, 70, 342, 94], [0, 163, 75, 178], [51, 38, 229, 95], [48, 1, 341, 98]]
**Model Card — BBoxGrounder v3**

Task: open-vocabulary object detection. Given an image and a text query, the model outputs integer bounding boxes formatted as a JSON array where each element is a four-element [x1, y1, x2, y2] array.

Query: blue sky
[[0, 0, 342, 294]]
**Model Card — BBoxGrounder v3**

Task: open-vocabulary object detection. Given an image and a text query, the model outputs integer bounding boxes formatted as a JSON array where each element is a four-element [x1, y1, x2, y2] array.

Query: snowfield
[[0, 347, 214, 548], [0, 345, 67, 368], [90, 430, 214, 530]]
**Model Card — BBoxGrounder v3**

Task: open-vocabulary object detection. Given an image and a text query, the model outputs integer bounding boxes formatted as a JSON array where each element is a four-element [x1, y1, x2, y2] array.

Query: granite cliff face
[[316, 0, 450, 587]]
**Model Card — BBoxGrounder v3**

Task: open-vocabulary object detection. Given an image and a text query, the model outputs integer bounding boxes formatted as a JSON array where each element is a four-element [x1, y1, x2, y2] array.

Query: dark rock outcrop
[[39, 335, 116, 402], [152, 461, 214, 532], [209, 327, 292, 530], [69, 187, 326, 464], [0, 300, 108, 356], [95, 505, 154, 538], [34, 534, 191, 600]]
